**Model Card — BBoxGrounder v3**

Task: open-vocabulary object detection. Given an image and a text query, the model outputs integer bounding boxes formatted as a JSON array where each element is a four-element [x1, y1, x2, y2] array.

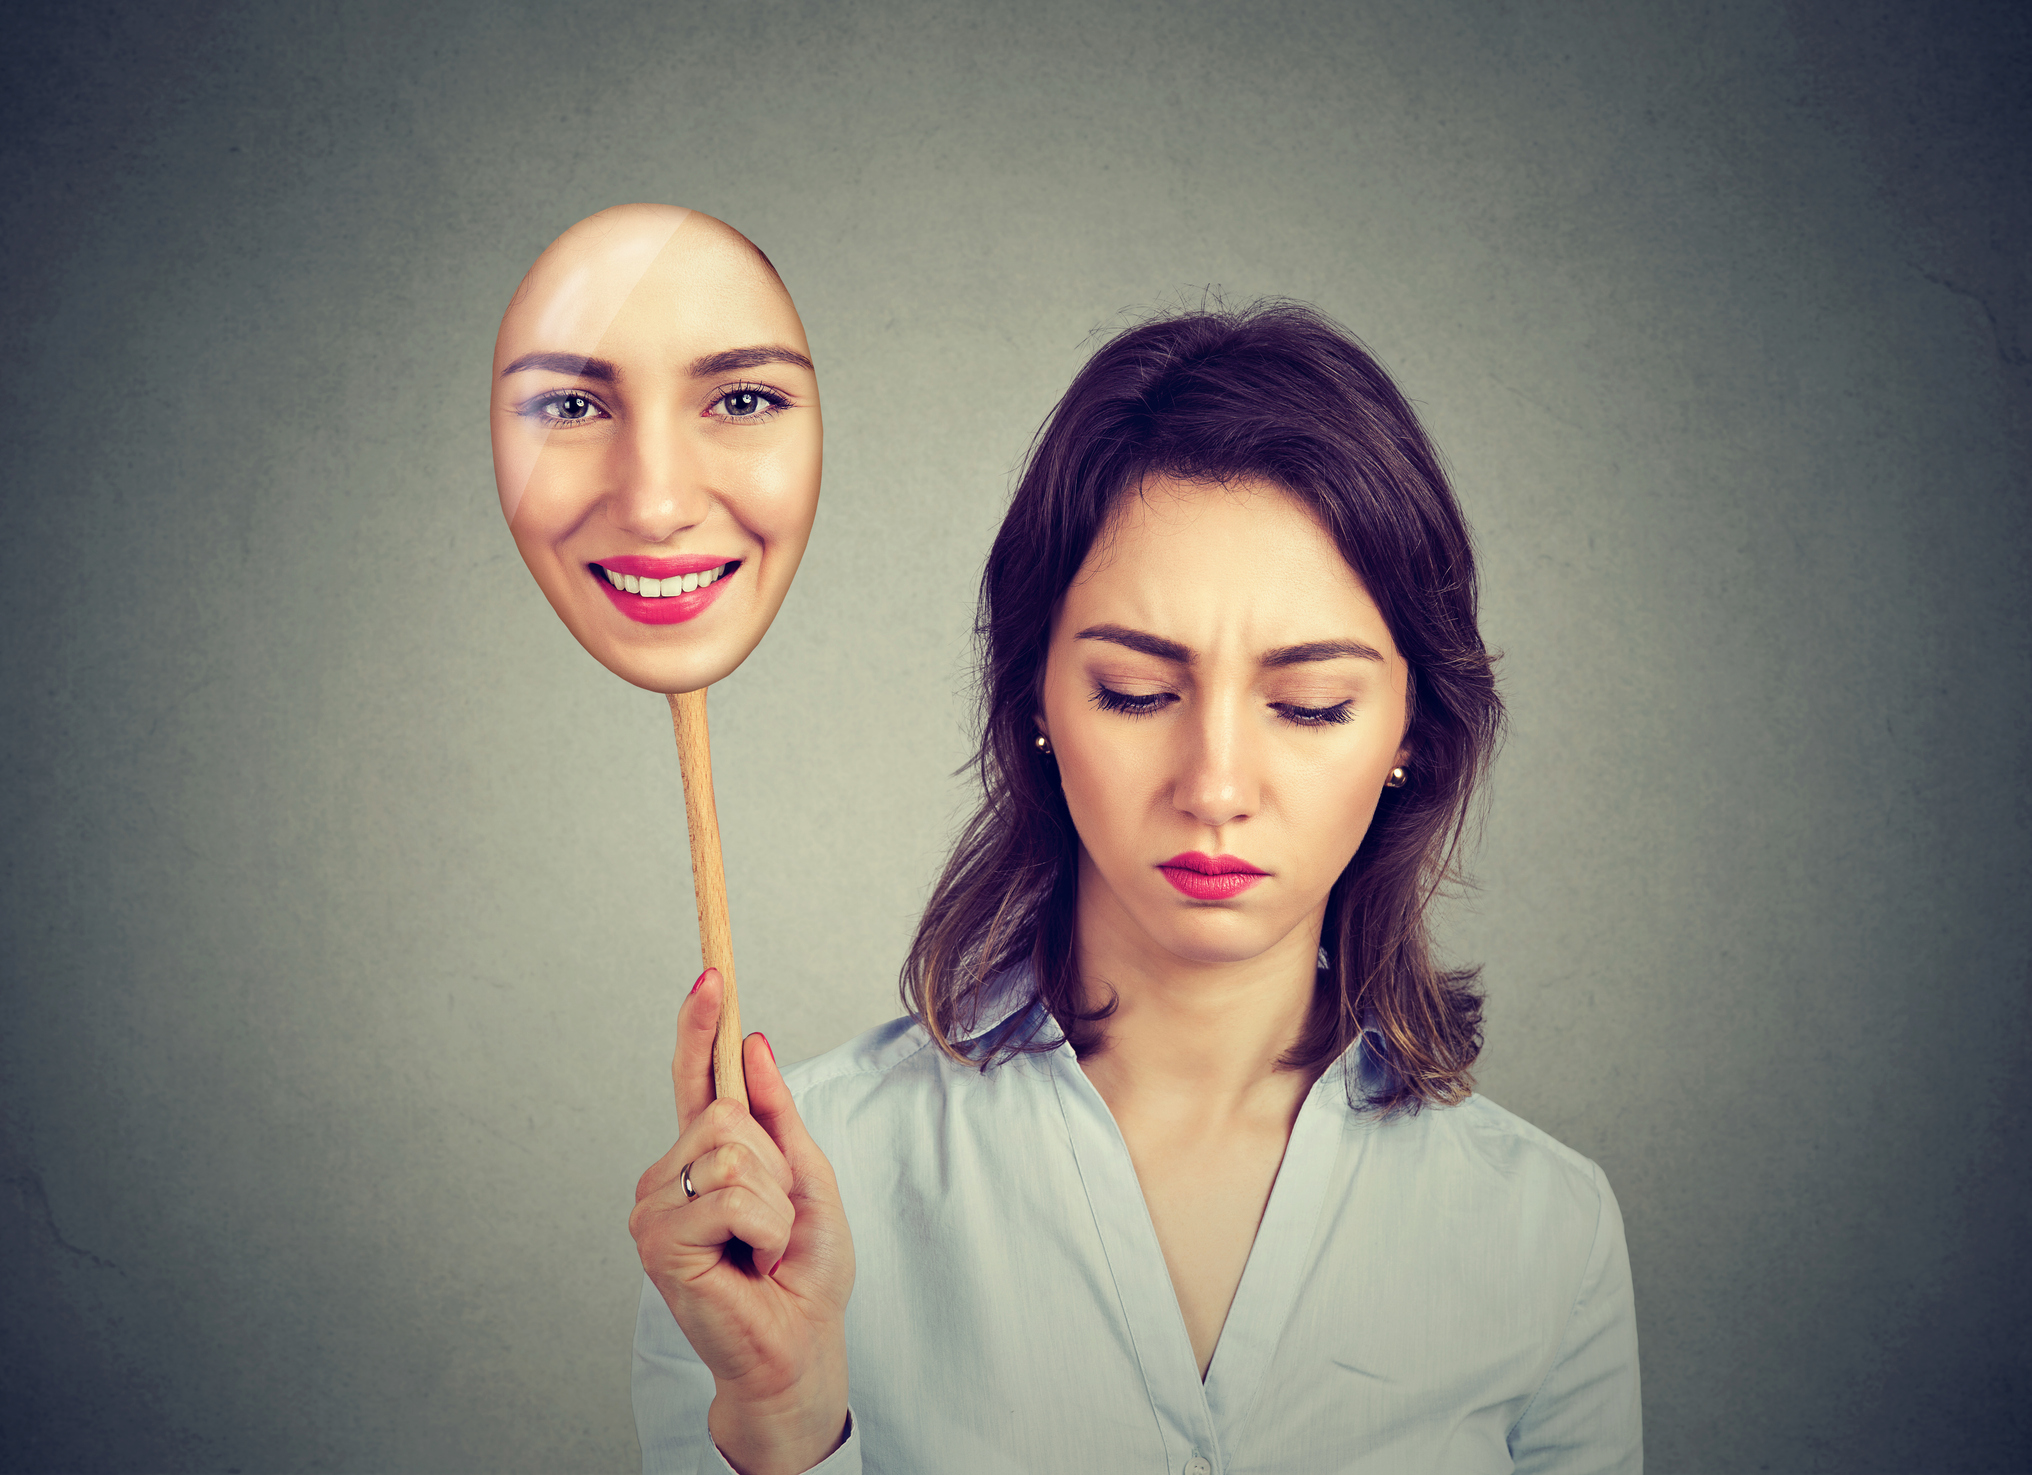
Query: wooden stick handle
[[667, 688, 747, 1109]]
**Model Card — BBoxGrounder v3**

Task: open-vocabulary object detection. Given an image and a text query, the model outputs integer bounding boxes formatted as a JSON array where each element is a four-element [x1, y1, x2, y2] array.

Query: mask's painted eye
[[708, 384, 791, 421], [528, 390, 608, 425]]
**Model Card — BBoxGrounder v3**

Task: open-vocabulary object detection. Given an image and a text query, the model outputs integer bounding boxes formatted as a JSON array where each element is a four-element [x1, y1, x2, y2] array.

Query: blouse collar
[[948, 962, 1400, 1107]]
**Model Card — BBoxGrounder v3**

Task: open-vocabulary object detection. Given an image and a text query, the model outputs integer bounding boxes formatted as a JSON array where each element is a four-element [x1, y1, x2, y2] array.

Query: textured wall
[[2, 2, 2025, 1471]]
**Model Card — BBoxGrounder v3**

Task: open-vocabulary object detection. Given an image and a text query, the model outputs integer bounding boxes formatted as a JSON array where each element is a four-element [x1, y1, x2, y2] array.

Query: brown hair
[[902, 301, 1503, 1112]]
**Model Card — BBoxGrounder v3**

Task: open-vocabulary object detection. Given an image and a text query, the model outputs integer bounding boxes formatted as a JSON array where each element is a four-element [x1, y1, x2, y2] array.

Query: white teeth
[[601, 562, 733, 594]]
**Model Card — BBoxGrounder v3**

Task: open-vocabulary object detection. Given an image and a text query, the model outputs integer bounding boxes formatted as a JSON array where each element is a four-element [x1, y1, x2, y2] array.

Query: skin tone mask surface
[[491, 204, 822, 695]]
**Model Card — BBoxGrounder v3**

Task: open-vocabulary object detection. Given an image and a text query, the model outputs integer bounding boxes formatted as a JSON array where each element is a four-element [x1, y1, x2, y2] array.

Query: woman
[[629, 303, 1642, 1474]]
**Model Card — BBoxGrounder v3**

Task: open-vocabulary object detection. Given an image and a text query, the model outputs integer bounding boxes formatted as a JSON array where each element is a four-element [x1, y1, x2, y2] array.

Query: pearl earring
[[1384, 766, 1407, 788], [1034, 734, 1053, 756]]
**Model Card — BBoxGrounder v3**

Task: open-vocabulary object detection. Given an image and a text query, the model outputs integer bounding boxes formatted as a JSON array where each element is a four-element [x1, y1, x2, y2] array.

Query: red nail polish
[[689, 970, 707, 997], [758, 1033, 775, 1062]]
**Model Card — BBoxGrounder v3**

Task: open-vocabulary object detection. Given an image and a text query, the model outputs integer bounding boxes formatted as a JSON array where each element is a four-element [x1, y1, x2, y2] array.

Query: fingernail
[[689, 970, 708, 997], [758, 1033, 775, 1062], [769, 1254, 785, 1277]]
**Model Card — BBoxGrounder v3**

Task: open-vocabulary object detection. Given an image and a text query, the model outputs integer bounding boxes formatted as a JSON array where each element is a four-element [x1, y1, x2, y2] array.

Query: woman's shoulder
[[1453, 1092, 1605, 1179], [777, 1012, 978, 1125], [780, 1013, 936, 1096], [1366, 1084, 1618, 1226], [778, 1003, 1054, 1136]]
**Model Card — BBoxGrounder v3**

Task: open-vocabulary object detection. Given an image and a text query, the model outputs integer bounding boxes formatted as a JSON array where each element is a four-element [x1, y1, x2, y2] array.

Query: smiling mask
[[491, 205, 821, 1105], [491, 203, 821, 695]]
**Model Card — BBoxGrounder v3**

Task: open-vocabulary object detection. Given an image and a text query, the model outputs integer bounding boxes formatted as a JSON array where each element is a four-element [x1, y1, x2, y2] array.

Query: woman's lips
[[592, 558, 739, 626], [1157, 851, 1269, 901]]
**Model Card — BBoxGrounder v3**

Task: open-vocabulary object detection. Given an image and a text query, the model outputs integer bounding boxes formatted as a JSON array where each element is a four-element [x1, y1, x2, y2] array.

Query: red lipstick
[[1157, 852, 1269, 901], [591, 557, 738, 626]]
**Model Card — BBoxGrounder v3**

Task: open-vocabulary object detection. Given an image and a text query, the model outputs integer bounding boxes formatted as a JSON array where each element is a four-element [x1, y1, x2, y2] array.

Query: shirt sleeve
[[632, 1273, 863, 1475], [1507, 1162, 1644, 1474]]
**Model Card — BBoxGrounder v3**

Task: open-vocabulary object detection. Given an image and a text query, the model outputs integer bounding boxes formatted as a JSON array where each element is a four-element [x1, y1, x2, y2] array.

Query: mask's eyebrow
[[1075, 624, 1194, 664], [500, 352, 617, 381], [687, 345, 815, 378], [1261, 638, 1386, 667]]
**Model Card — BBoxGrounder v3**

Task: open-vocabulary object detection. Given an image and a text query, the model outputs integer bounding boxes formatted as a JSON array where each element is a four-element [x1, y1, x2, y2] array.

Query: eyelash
[[1091, 685, 1173, 717], [1275, 701, 1354, 727], [522, 389, 610, 426], [516, 383, 793, 427], [1089, 684, 1354, 727], [705, 383, 792, 422]]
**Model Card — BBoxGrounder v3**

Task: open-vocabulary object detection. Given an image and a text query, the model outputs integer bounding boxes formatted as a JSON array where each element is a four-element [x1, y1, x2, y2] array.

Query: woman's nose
[[606, 410, 709, 542], [1173, 700, 1260, 829]]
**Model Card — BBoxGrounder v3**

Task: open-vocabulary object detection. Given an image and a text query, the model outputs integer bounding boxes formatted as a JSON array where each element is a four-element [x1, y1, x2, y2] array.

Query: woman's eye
[[1091, 684, 1175, 716], [529, 391, 607, 425], [709, 385, 790, 421], [1273, 700, 1354, 727]]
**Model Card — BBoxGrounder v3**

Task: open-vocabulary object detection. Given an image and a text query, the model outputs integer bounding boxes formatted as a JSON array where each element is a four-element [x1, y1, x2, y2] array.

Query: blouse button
[[1185, 1459, 1212, 1475]]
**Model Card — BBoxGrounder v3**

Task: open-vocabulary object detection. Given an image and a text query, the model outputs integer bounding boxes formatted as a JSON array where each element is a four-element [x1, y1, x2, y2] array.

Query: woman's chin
[[1143, 914, 1291, 969]]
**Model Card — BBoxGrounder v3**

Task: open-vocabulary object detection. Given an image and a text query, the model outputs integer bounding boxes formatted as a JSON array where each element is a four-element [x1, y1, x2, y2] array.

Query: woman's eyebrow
[[1261, 639, 1386, 667], [687, 345, 815, 377], [1075, 625, 1194, 663], [499, 351, 617, 381]]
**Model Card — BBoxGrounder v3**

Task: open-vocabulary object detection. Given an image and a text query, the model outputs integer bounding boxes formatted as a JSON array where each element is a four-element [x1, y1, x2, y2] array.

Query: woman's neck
[[1070, 858, 1328, 1132]]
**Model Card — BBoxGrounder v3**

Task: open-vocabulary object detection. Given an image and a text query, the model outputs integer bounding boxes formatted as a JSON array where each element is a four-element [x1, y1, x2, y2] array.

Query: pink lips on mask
[[592, 554, 740, 625]]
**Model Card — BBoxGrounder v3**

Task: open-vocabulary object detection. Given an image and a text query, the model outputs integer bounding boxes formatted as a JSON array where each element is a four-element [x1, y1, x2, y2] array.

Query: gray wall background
[[3, 2, 2025, 1471]]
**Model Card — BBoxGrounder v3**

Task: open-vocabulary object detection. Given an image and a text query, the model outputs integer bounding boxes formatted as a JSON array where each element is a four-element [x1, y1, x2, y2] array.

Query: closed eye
[[1272, 700, 1354, 727], [1091, 683, 1175, 716]]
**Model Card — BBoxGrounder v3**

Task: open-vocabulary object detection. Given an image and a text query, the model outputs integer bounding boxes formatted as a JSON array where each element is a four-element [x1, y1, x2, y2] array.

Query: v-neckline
[[1049, 1043, 1350, 1462]]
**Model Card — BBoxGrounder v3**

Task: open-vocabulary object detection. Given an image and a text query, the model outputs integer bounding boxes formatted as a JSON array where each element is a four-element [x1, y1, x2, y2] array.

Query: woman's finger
[[633, 1173, 796, 1284], [743, 1032, 837, 1199], [680, 1138, 795, 1219], [672, 967, 722, 1133], [639, 1094, 797, 1208], [740, 1032, 855, 1302]]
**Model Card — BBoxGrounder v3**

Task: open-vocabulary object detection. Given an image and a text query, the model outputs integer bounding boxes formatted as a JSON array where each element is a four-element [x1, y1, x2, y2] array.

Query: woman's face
[[1039, 476, 1410, 970], [491, 206, 822, 694]]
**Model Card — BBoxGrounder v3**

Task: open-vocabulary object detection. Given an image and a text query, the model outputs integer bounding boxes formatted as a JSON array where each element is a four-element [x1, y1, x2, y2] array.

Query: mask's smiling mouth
[[589, 559, 742, 625], [591, 559, 740, 597]]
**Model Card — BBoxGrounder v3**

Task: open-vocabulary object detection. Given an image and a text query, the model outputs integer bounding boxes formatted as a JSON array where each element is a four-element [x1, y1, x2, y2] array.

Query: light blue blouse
[[634, 984, 1642, 1474]]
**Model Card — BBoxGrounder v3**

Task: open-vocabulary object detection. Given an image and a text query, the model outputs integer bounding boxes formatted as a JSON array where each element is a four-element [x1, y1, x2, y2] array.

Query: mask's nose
[[606, 406, 710, 543]]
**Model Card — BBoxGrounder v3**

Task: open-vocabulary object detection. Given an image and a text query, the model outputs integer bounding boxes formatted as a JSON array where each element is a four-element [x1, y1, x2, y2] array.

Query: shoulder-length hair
[[902, 301, 1503, 1113]]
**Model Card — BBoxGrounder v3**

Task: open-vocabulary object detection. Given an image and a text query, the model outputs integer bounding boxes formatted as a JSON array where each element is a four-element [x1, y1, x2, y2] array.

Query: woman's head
[[1037, 474, 1412, 978], [907, 302, 1502, 1110]]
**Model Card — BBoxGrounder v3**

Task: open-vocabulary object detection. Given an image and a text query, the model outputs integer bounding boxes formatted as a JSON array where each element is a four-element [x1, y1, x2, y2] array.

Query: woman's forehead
[[1065, 477, 1388, 648], [1085, 477, 1343, 578]]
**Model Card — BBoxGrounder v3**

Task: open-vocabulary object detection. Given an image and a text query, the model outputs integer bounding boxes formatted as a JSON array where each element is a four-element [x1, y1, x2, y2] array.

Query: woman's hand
[[630, 969, 855, 1475]]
